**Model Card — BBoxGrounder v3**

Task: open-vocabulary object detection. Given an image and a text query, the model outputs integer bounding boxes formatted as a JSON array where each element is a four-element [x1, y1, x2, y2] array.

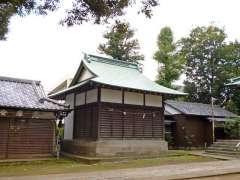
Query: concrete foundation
[[62, 139, 168, 156]]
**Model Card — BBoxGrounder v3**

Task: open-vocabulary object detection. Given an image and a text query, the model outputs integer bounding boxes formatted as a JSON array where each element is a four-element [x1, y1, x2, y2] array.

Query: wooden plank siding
[[74, 103, 98, 140], [173, 115, 213, 147], [0, 119, 9, 158], [99, 103, 164, 139], [0, 118, 54, 159]]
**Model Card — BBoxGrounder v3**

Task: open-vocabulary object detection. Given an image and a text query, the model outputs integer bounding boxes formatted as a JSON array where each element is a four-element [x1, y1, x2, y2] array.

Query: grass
[[0, 151, 217, 177]]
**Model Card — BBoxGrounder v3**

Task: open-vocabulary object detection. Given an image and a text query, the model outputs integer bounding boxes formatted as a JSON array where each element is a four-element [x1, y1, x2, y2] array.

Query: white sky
[[0, 0, 240, 93]]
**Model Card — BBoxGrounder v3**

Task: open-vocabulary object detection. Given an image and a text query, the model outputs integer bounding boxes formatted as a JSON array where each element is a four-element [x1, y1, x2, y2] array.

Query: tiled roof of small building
[[165, 100, 237, 117], [50, 54, 186, 98], [0, 76, 68, 111]]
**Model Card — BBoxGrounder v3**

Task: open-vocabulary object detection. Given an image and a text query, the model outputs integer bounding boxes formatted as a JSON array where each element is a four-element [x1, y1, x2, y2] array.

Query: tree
[[225, 88, 240, 115], [180, 25, 240, 105], [224, 117, 240, 139], [154, 27, 184, 88], [0, 0, 59, 40], [0, 0, 159, 40], [98, 20, 144, 63]]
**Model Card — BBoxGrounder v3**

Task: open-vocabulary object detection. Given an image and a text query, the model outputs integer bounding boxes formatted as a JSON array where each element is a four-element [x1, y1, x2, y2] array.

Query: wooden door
[[0, 118, 54, 159], [7, 119, 54, 158]]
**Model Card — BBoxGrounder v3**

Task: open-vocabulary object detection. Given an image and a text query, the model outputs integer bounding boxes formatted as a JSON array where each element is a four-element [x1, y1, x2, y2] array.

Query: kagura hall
[[50, 54, 184, 156]]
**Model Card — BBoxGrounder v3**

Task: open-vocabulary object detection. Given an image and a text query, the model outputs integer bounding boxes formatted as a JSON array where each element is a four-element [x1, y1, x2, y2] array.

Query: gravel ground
[[191, 173, 240, 180], [1, 160, 240, 180]]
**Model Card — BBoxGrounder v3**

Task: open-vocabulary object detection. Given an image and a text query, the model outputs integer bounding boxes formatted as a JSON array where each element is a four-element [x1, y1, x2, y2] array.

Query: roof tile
[[0, 76, 68, 111], [165, 100, 237, 117]]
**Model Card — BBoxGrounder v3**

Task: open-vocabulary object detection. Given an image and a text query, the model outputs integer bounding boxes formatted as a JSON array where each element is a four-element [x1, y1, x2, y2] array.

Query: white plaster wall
[[101, 88, 122, 103], [86, 89, 98, 104], [124, 91, 143, 105], [145, 94, 162, 107], [76, 92, 85, 106], [78, 68, 93, 82], [64, 93, 74, 140]]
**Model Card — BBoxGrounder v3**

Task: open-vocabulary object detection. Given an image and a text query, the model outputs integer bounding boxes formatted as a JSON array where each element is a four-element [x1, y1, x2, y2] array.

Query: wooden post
[[122, 89, 124, 139], [72, 93, 76, 139], [143, 93, 146, 106], [97, 86, 101, 103], [6, 119, 11, 159], [211, 97, 215, 143], [97, 87, 101, 140], [162, 94, 165, 140]]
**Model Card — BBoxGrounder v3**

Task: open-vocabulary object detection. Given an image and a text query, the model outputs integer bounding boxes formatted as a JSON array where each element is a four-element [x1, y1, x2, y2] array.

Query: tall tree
[[0, 0, 159, 40], [154, 27, 184, 88], [180, 25, 240, 105], [98, 20, 144, 63]]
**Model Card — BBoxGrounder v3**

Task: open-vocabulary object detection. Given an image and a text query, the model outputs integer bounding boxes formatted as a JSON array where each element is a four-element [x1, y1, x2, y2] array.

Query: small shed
[[0, 76, 68, 159], [165, 100, 237, 148], [50, 54, 185, 156]]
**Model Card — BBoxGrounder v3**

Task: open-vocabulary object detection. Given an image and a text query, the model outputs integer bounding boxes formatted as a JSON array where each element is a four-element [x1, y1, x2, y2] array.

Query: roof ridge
[[87, 54, 141, 70], [31, 81, 44, 103], [0, 76, 40, 84]]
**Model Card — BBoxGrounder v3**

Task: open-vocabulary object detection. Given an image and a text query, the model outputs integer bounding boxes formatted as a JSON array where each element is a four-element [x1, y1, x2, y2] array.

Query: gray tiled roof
[[0, 76, 68, 111], [165, 100, 237, 117]]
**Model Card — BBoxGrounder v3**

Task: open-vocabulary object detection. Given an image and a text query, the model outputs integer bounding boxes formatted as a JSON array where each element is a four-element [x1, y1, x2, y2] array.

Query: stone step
[[217, 139, 240, 142], [211, 144, 237, 148], [207, 146, 239, 152], [205, 151, 240, 158], [214, 141, 239, 145], [205, 140, 240, 158], [211, 143, 238, 147], [206, 149, 240, 156], [210, 144, 237, 147]]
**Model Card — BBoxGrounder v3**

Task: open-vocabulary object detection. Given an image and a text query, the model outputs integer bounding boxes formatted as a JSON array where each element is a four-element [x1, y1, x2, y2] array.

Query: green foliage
[[225, 90, 240, 115], [98, 20, 144, 62], [56, 125, 64, 141], [62, 0, 159, 26], [224, 117, 240, 139], [154, 27, 185, 88], [0, 0, 159, 40], [225, 99, 239, 115], [184, 134, 194, 150], [165, 133, 174, 146], [0, 0, 59, 40], [180, 25, 240, 105]]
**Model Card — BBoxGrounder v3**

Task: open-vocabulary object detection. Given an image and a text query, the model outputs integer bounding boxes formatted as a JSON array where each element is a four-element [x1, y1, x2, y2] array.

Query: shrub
[[224, 117, 240, 139]]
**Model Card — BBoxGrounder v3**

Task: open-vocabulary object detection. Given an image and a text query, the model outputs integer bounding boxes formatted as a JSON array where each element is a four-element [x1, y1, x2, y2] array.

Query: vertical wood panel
[[74, 104, 98, 140], [99, 103, 163, 139], [0, 119, 9, 158], [0, 119, 54, 158]]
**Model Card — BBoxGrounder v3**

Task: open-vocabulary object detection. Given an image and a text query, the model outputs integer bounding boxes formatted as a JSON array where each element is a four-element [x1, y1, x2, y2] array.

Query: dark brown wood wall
[[0, 119, 9, 159], [74, 103, 98, 140], [99, 103, 164, 139], [0, 118, 54, 159], [174, 115, 213, 147]]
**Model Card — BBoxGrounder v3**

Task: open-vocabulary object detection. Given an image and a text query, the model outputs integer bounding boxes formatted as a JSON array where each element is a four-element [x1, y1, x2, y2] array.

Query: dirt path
[[1, 160, 240, 180]]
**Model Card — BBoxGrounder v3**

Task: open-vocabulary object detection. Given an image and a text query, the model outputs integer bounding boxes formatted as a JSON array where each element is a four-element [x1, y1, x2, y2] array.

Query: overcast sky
[[0, 0, 240, 93]]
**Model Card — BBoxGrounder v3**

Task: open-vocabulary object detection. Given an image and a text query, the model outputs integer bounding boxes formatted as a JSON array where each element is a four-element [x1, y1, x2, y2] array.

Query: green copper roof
[[50, 54, 186, 98], [226, 76, 240, 86], [83, 55, 185, 95]]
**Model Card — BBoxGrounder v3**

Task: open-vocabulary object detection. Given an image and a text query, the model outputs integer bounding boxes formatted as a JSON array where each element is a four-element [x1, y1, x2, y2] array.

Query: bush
[[224, 117, 240, 139]]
